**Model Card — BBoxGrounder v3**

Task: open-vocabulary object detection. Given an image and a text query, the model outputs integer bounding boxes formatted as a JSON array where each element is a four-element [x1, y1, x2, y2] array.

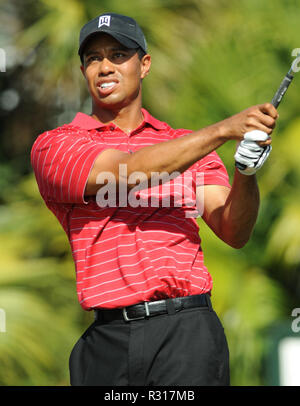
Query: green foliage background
[[0, 0, 299, 386]]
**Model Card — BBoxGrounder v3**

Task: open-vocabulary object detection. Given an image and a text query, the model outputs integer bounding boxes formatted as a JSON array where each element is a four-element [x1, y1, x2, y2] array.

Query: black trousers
[[69, 296, 230, 386]]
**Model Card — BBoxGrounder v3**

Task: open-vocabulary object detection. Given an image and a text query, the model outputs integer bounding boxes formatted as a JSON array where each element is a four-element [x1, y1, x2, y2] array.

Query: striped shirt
[[31, 109, 231, 310]]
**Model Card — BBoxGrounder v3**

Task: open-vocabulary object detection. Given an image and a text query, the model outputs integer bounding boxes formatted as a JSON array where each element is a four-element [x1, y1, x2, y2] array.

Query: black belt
[[94, 293, 212, 322]]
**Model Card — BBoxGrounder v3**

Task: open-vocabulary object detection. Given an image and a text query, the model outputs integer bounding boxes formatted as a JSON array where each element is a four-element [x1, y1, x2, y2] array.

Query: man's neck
[[91, 103, 144, 134]]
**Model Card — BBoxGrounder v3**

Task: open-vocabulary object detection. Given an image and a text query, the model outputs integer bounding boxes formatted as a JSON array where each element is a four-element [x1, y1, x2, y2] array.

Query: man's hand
[[234, 130, 272, 175], [220, 103, 279, 145]]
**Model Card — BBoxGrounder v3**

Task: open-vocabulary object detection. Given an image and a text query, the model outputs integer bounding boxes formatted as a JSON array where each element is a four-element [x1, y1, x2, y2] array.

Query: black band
[[94, 293, 211, 322]]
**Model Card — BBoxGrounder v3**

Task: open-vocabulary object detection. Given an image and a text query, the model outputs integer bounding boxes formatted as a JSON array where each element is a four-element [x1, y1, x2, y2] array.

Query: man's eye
[[113, 52, 126, 59], [87, 56, 100, 62]]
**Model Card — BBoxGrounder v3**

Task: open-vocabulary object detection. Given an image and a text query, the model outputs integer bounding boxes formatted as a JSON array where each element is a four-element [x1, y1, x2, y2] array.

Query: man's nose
[[99, 57, 115, 75]]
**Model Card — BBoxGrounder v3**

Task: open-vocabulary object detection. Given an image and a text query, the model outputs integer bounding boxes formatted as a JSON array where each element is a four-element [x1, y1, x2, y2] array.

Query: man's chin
[[93, 96, 130, 111]]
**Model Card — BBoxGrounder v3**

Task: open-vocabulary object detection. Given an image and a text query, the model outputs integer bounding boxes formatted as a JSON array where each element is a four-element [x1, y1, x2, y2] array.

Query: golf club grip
[[271, 73, 294, 108], [235, 73, 294, 171]]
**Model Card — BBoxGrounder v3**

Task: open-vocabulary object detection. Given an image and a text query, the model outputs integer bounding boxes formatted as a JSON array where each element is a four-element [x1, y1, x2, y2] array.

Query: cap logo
[[98, 15, 111, 28]]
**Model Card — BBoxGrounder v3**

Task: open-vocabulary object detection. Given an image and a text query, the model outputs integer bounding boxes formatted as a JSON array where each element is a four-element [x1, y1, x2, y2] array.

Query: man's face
[[80, 33, 151, 110]]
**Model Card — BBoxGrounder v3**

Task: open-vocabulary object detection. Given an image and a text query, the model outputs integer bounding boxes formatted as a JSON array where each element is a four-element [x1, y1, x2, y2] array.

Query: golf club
[[235, 54, 299, 171]]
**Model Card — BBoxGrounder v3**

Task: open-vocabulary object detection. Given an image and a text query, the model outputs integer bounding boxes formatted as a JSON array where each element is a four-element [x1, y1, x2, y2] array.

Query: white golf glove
[[234, 130, 272, 175]]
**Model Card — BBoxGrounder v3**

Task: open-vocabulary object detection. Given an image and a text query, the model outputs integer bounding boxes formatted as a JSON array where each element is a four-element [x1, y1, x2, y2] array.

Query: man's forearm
[[86, 103, 277, 196], [87, 121, 228, 195], [126, 122, 227, 183], [220, 169, 260, 248]]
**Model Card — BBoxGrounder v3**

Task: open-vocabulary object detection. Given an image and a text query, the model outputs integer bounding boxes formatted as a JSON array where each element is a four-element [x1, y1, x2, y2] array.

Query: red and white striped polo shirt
[[31, 109, 231, 310]]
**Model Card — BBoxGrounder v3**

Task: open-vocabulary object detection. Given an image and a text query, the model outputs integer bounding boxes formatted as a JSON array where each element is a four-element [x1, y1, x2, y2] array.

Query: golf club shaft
[[235, 60, 296, 171], [271, 73, 294, 108]]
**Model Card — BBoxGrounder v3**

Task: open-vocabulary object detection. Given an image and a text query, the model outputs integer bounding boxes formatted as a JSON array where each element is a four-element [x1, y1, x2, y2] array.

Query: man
[[31, 12, 278, 386]]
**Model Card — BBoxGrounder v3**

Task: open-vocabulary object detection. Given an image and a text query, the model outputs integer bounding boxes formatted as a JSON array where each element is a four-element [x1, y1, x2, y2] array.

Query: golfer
[[31, 12, 278, 386]]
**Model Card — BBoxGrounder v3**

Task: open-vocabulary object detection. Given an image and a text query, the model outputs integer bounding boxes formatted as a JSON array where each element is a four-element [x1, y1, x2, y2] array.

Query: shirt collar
[[70, 112, 106, 130], [70, 109, 167, 131], [140, 108, 167, 130]]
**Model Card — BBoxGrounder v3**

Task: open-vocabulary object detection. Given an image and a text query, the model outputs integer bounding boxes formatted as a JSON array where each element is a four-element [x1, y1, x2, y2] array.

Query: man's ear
[[140, 54, 151, 79], [80, 64, 85, 77]]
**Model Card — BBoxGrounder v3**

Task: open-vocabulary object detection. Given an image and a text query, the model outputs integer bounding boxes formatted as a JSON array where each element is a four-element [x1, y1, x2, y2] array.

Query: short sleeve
[[170, 128, 231, 189], [31, 128, 107, 204], [190, 151, 231, 188]]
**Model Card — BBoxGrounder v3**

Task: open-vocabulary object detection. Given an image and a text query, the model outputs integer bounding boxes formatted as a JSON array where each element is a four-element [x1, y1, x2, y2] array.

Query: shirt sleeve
[[170, 128, 231, 189], [191, 151, 231, 188], [31, 128, 107, 204]]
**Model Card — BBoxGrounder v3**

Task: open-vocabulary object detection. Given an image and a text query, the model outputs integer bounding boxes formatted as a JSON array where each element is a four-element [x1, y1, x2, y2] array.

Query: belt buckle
[[122, 302, 150, 322]]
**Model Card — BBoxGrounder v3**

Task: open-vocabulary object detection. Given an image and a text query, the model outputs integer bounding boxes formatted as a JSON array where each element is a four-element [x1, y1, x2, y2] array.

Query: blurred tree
[[0, 174, 92, 385], [0, 0, 299, 386]]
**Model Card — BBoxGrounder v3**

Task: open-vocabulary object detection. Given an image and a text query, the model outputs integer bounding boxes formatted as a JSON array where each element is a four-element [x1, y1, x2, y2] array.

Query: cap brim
[[78, 30, 141, 59]]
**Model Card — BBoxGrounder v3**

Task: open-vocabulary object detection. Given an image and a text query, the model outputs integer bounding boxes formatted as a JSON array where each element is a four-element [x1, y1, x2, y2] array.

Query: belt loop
[[206, 294, 213, 312], [166, 298, 176, 315]]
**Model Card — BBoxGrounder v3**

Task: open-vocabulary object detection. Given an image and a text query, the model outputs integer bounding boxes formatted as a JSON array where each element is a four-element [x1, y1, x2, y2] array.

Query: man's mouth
[[99, 81, 117, 89], [96, 80, 119, 95]]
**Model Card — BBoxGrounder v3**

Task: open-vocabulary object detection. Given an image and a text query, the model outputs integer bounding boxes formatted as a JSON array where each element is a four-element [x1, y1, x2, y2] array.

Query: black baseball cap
[[78, 12, 147, 61]]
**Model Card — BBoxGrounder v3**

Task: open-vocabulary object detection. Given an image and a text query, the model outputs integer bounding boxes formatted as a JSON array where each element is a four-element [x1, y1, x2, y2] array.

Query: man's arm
[[85, 120, 227, 195], [85, 103, 278, 196], [197, 169, 260, 249]]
